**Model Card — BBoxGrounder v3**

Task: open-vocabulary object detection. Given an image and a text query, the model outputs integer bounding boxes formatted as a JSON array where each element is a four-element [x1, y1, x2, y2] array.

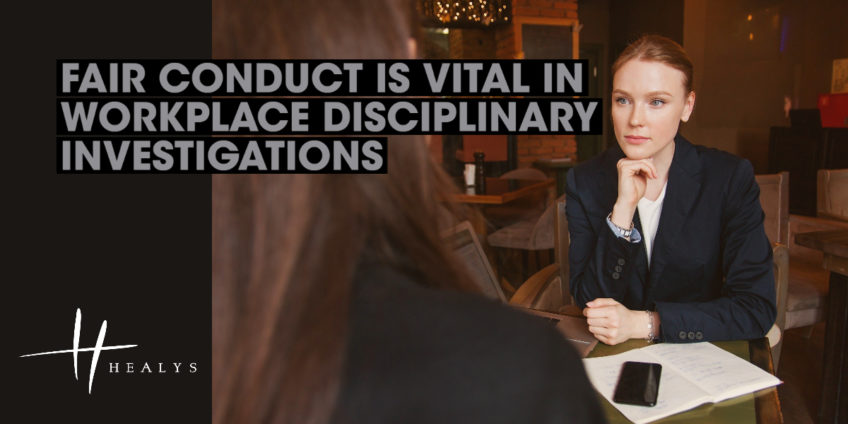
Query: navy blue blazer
[[565, 135, 776, 342]]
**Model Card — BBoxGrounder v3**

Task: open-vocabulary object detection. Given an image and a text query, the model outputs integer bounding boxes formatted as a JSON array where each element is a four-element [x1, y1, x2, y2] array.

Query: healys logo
[[19, 308, 196, 394]]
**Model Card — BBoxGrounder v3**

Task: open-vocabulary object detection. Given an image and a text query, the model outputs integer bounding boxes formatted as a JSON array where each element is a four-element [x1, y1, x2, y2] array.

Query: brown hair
[[211, 1, 473, 423], [612, 35, 694, 94]]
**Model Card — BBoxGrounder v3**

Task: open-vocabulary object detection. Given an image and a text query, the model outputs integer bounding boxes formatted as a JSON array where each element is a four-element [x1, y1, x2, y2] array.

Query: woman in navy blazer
[[566, 35, 776, 345]]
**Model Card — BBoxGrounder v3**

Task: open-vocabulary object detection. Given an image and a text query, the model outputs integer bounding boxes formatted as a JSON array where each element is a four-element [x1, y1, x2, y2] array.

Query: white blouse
[[637, 182, 667, 265]]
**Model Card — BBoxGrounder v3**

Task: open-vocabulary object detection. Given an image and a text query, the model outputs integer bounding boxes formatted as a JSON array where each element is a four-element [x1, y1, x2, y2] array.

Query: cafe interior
[[421, 0, 848, 422]]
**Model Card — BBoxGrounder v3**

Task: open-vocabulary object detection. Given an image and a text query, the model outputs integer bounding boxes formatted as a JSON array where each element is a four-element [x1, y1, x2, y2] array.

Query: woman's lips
[[624, 136, 650, 145]]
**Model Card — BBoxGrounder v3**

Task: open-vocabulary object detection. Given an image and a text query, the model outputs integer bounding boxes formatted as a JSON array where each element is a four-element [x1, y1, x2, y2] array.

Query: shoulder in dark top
[[331, 264, 606, 424]]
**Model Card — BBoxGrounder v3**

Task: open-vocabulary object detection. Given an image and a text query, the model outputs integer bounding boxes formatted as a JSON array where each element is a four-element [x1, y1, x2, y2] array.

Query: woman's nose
[[629, 104, 645, 127]]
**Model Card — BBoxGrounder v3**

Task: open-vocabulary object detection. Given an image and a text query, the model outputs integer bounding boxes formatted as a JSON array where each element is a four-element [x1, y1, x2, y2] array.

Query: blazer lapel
[[648, 135, 702, 288], [633, 210, 650, 295]]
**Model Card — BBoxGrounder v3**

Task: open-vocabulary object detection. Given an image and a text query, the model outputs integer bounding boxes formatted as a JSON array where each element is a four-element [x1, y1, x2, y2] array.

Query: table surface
[[452, 177, 554, 205], [587, 338, 781, 424], [794, 229, 848, 260]]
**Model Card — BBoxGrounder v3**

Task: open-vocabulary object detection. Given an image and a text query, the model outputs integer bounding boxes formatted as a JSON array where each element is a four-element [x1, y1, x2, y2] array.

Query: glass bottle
[[474, 151, 486, 194]]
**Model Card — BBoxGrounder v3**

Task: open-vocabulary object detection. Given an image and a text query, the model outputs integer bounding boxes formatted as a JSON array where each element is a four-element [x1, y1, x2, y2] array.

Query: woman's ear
[[681, 91, 696, 122]]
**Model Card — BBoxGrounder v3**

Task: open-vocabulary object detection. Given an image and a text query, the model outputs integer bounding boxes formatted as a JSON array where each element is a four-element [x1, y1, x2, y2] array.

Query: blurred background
[[421, 2, 847, 422], [421, 0, 847, 207]]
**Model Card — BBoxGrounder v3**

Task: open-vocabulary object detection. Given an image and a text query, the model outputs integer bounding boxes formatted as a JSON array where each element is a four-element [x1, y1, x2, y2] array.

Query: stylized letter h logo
[[20, 308, 138, 393]]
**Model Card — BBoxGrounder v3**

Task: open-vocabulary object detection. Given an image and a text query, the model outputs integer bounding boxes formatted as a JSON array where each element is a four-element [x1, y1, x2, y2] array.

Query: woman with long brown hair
[[212, 0, 605, 423]]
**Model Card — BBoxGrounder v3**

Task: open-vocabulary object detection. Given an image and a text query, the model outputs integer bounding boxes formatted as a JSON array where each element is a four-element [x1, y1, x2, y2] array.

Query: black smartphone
[[612, 361, 662, 407]]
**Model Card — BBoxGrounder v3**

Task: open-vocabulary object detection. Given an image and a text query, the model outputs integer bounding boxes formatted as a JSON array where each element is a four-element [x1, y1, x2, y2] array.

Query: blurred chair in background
[[507, 197, 575, 314], [444, 197, 575, 314], [785, 169, 848, 338], [487, 193, 562, 291], [755, 172, 790, 369], [817, 169, 848, 222], [482, 167, 555, 289], [483, 167, 550, 229]]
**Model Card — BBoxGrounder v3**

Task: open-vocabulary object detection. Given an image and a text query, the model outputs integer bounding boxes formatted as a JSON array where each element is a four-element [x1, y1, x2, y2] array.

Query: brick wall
[[502, 0, 579, 167], [516, 134, 577, 167], [446, 0, 579, 168], [449, 28, 496, 59], [498, 0, 578, 59], [514, 0, 578, 20]]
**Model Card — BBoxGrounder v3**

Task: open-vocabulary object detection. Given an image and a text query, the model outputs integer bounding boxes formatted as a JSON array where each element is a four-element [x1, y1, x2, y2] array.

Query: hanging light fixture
[[419, 0, 511, 28]]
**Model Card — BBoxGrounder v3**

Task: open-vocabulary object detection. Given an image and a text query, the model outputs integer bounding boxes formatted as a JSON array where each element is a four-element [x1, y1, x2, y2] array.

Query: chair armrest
[[770, 243, 789, 370], [766, 324, 782, 349], [508, 263, 560, 308], [772, 243, 789, 332]]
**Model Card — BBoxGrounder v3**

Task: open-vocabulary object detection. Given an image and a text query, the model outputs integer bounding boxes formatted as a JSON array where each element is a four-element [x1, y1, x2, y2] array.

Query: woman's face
[[611, 59, 695, 161]]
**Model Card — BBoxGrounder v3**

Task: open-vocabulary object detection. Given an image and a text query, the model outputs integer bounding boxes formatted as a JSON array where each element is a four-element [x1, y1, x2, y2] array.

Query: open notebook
[[582, 342, 781, 424]]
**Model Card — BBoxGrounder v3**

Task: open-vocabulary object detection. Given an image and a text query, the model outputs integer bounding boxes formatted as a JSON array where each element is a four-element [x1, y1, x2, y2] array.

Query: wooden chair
[[784, 169, 848, 334], [483, 167, 550, 229], [756, 172, 790, 245], [487, 191, 563, 288], [785, 216, 848, 329], [487, 195, 559, 252], [755, 172, 791, 369], [444, 198, 574, 314], [508, 197, 573, 312], [817, 169, 848, 222]]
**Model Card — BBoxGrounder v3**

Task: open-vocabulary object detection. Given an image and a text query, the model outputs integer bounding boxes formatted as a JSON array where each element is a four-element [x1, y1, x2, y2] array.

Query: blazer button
[[678, 331, 687, 340], [695, 331, 703, 340], [614, 265, 623, 272], [688, 331, 695, 340], [617, 258, 626, 266], [612, 272, 620, 280]]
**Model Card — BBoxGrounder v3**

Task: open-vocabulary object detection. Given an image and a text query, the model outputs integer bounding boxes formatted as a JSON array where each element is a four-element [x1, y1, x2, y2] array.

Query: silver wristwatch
[[607, 213, 633, 239]]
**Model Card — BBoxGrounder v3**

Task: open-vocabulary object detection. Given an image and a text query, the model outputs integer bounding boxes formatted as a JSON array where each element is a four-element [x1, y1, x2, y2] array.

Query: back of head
[[211, 1, 470, 423]]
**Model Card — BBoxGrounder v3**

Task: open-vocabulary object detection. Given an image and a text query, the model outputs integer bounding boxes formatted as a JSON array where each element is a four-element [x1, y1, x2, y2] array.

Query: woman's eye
[[650, 99, 666, 106], [615, 97, 629, 105]]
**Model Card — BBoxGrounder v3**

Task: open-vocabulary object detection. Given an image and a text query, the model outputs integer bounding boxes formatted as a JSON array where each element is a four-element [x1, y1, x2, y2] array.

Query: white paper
[[582, 342, 781, 424]]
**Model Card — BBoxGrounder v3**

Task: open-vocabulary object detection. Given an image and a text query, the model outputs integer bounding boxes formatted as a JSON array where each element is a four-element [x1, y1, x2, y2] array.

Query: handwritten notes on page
[[582, 342, 781, 424]]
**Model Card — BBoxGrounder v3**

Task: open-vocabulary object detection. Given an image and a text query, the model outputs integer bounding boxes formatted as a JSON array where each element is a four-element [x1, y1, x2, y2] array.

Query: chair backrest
[[509, 265, 564, 312], [499, 167, 547, 180], [522, 194, 564, 250], [755, 172, 790, 246], [817, 168, 848, 222], [754, 172, 789, 345], [442, 221, 506, 302], [498, 167, 553, 216], [507, 197, 573, 312]]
